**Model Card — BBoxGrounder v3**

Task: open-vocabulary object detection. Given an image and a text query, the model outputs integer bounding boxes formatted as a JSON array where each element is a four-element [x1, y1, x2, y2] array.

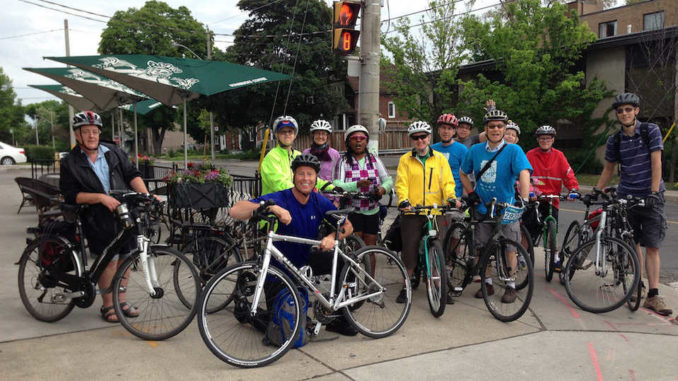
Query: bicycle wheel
[[198, 262, 301, 368], [113, 246, 200, 341], [479, 238, 534, 322], [425, 239, 447, 317], [341, 246, 411, 338], [342, 235, 365, 256], [559, 221, 583, 285], [544, 220, 557, 282], [623, 237, 642, 312], [443, 222, 473, 295], [564, 236, 639, 314], [520, 223, 535, 267], [17, 237, 79, 322]]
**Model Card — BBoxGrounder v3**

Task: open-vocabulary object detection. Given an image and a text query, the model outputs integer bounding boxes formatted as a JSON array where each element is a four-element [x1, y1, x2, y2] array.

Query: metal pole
[[207, 25, 216, 161], [50, 110, 55, 149], [359, 0, 381, 155], [183, 98, 188, 168], [111, 111, 115, 142], [134, 102, 139, 169], [64, 19, 75, 148], [119, 108, 123, 151], [34, 116, 40, 145]]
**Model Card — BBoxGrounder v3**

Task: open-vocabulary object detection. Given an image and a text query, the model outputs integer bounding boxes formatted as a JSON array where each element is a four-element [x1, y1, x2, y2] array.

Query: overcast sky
[[1, 0, 620, 105]]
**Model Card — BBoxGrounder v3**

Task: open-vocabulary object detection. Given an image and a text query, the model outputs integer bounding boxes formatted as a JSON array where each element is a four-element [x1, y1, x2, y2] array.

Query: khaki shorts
[[475, 220, 521, 252]]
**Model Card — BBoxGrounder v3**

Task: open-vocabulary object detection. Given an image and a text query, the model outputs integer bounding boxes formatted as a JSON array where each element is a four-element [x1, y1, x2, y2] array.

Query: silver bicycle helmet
[[309, 119, 332, 133], [483, 109, 508, 124], [72, 111, 103, 130], [291, 153, 321, 173], [407, 121, 432, 136], [535, 125, 556, 137], [612, 92, 640, 109], [458, 116, 474, 126], [272, 115, 299, 134], [506, 121, 520, 135]]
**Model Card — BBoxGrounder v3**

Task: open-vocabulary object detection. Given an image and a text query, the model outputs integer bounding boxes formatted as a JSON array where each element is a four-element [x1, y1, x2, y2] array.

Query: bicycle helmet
[[437, 113, 458, 127], [291, 153, 321, 173], [72, 111, 102, 130], [272, 115, 299, 134], [506, 121, 520, 135], [483, 109, 508, 124], [535, 125, 556, 137], [612, 92, 640, 109], [345, 124, 369, 143], [458, 116, 474, 126], [407, 121, 432, 136], [309, 119, 332, 133]]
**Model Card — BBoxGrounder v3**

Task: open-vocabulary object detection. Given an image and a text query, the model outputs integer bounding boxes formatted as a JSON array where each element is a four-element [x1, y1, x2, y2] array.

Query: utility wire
[[36, 0, 110, 19], [0, 28, 61, 40], [18, 0, 107, 23], [384, 2, 502, 34], [283, 0, 311, 115], [210, 0, 286, 26]]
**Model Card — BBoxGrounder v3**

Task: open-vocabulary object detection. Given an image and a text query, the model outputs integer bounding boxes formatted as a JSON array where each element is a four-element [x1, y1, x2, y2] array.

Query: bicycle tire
[[545, 220, 557, 282], [342, 235, 366, 256], [479, 238, 534, 322], [520, 223, 535, 267], [341, 246, 411, 338], [113, 246, 200, 341], [17, 236, 79, 322], [443, 222, 473, 295], [559, 220, 582, 285], [426, 239, 447, 317], [563, 236, 640, 314], [198, 262, 301, 368], [624, 237, 642, 312]]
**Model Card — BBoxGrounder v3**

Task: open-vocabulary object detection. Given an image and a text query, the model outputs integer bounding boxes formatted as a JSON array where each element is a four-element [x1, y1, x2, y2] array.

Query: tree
[[212, 0, 348, 148], [0, 68, 30, 145], [458, 0, 612, 149], [24, 100, 70, 150], [381, 1, 470, 129], [99, 0, 211, 154]]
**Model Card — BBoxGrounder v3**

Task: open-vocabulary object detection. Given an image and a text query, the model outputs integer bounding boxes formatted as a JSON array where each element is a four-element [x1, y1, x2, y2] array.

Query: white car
[[0, 142, 27, 165]]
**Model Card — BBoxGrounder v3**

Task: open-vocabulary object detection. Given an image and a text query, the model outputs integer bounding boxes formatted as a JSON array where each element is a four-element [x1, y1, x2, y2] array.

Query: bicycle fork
[[594, 212, 608, 277], [137, 235, 159, 296]]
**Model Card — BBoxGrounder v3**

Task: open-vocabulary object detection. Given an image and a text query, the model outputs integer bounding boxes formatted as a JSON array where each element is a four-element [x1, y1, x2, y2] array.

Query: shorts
[[348, 212, 380, 235], [627, 192, 667, 248], [90, 234, 137, 261], [475, 220, 521, 252]]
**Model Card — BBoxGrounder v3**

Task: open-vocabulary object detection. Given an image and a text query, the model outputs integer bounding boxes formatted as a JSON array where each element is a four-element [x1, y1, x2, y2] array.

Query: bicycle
[[197, 200, 411, 368], [443, 198, 534, 322], [400, 204, 456, 317], [17, 192, 200, 340], [562, 188, 641, 313]]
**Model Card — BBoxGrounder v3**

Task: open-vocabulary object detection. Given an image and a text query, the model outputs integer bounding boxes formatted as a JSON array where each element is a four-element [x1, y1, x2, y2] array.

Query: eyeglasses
[[410, 134, 428, 141], [79, 129, 100, 136], [349, 135, 366, 142], [616, 107, 635, 114], [538, 136, 554, 141], [486, 124, 505, 130], [277, 129, 295, 135]]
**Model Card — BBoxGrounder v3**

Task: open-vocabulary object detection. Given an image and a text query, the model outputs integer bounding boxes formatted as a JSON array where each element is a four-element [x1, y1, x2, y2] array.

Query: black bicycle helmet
[[483, 109, 508, 124], [72, 111, 103, 130], [458, 116, 474, 126], [535, 125, 556, 137], [612, 92, 640, 109], [291, 153, 321, 173]]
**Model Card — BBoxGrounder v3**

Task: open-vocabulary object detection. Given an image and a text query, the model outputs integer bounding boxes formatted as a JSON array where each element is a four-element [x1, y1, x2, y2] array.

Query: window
[[388, 102, 396, 118], [644, 12, 664, 31], [599, 20, 617, 38]]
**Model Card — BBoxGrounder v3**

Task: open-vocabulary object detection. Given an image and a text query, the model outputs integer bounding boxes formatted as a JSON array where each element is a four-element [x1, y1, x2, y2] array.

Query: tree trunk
[[152, 126, 168, 156]]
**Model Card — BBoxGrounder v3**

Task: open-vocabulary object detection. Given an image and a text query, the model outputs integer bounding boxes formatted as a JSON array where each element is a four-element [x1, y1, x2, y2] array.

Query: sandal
[[119, 302, 139, 318], [100, 305, 119, 323]]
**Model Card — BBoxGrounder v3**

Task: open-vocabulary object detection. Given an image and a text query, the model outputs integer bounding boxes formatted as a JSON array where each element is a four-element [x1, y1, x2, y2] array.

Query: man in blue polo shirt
[[596, 92, 671, 316], [432, 113, 468, 198], [460, 109, 532, 303]]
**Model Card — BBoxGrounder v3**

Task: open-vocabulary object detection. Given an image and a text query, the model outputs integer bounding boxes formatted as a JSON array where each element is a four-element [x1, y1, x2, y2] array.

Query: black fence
[[30, 159, 58, 179]]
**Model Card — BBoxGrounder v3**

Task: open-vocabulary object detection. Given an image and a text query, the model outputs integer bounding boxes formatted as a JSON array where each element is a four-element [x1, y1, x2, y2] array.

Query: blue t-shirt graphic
[[461, 141, 532, 214], [432, 141, 468, 198], [251, 189, 339, 269]]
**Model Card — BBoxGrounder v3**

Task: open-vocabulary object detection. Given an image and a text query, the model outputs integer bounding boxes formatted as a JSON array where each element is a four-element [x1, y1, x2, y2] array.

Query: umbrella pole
[[183, 98, 188, 169], [134, 102, 139, 169], [111, 111, 115, 142]]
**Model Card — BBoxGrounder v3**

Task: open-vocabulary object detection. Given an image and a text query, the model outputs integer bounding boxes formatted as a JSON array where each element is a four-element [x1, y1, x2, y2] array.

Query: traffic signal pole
[[358, 0, 381, 154]]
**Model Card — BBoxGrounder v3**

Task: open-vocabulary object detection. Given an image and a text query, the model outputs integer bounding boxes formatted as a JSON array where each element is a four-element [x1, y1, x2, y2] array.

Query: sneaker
[[472, 275, 481, 283], [396, 288, 408, 304], [629, 284, 646, 304], [501, 287, 517, 304], [446, 293, 455, 305], [474, 284, 494, 298], [326, 317, 358, 336], [643, 296, 673, 316], [553, 259, 562, 273]]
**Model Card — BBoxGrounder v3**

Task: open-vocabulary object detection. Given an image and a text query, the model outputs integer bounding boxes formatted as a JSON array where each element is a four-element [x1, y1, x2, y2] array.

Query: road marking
[[148, 341, 158, 348], [548, 288, 580, 319], [588, 343, 604, 381], [560, 207, 678, 225]]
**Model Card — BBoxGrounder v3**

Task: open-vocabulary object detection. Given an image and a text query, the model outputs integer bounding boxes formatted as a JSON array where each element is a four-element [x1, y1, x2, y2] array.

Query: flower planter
[[169, 182, 230, 209]]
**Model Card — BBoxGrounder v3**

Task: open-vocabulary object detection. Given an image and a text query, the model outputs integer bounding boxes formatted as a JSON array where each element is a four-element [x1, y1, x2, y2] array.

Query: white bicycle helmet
[[483, 109, 508, 124], [309, 119, 332, 133], [458, 116, 474, 126], [345, 124, 369, 142], [506, 121, 520, 135], [535, 125, 556, 137], [407, 121, 432, 136], [272, 115, 299, 135]]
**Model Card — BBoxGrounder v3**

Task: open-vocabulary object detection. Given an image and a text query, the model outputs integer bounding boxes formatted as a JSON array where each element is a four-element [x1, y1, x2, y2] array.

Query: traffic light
[[332, 1, 361, 55]]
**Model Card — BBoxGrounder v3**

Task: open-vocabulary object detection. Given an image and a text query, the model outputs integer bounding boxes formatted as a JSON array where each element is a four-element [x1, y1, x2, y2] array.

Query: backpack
[[265, 287, 309, 348], [384, 214, 403, 252]]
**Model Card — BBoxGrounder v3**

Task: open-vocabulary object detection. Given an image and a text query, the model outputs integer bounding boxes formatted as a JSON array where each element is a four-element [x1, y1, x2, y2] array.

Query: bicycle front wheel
[[443, 222, 473, 296], [544, 220, 557, 282], [341, 246, 411, 338], [113, 246, 200, 340], [479, 238, 534, 322], [564, 236, 639, 314], [623, 236, 642, 312], [426, 240, 447, 317], [198, 262, 301, 368], [520, 223, 535, 267]]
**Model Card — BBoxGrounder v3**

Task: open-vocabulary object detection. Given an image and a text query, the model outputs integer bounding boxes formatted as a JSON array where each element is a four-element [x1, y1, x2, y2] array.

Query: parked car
[[0, 142, 27, 165]]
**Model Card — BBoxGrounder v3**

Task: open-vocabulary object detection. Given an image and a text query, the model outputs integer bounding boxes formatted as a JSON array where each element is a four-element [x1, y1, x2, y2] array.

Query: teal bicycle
[[526, 194, 574, 282]]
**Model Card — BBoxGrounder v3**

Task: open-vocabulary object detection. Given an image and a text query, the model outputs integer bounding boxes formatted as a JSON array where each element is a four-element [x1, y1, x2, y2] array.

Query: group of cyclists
[[50, 89, 674, 339]]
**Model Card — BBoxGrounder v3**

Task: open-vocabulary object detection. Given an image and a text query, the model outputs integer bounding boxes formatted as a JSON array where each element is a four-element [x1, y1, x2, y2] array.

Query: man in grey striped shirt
[[596, 92, 671, 316]]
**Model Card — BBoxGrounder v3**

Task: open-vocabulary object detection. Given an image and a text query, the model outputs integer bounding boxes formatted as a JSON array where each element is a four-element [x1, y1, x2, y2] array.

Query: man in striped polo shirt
[[596, 92, 671, 316]]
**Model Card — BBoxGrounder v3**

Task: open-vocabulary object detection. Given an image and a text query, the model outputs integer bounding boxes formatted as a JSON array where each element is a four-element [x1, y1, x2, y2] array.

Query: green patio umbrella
[[25, 66, 150, 166], [28, 84, 99, 111], [119, 98, 166, 115], [46, 54, 290, 167]]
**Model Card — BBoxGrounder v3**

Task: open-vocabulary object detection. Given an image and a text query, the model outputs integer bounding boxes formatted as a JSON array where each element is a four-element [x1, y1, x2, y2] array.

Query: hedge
[[24, 145, 56, 162]]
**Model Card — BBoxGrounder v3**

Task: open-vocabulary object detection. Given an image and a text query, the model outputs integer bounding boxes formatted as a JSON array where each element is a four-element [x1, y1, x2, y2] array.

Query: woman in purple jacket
[[303, 120, 340, 182]]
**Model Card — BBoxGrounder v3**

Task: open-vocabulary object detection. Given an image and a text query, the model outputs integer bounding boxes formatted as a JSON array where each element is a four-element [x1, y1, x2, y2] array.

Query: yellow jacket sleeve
[[395, 154, 409, 203]]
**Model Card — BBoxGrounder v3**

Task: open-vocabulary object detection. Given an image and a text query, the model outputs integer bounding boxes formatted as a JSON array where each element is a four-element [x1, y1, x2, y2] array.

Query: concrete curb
[[578, 184, 678, 203]]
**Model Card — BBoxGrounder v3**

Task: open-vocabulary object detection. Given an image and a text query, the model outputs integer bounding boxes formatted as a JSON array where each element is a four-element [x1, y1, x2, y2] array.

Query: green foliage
[[381, 1, 468, 127], [213, 0, 348, 133], [24, 145, 56, 162], [168, 148, 177, 158], [559, 148, 603, 175], [0, 67, 30, 144], [24, 100, 70, 149], [457, 0, 613, 140]]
